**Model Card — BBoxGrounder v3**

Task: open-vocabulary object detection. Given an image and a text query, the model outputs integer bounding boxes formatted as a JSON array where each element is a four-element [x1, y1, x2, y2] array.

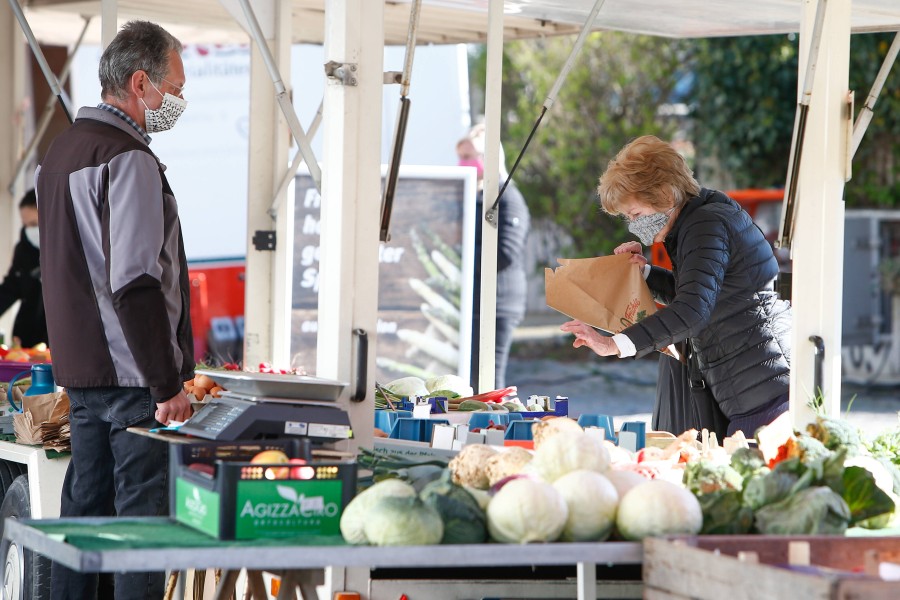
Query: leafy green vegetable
[[842, 465, 896, 526], [807, 416, 864, 456], [742, 470, 798, 510], [420, 471, 488, 544], [730, 447, 768, 480], [753, 486, 851, 535], [867, 427, 900, 467], [696, 490, 754, 535], [682, 460, 744, 496]]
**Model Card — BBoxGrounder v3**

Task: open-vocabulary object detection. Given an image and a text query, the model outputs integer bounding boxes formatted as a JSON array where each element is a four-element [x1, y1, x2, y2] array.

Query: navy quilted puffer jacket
[[623, 188, 791, 417]]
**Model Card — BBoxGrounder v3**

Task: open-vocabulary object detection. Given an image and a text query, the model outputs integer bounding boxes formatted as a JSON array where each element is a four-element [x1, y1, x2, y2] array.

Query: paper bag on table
[[545, 254, 680, 359], [13, 391, 70, 448]]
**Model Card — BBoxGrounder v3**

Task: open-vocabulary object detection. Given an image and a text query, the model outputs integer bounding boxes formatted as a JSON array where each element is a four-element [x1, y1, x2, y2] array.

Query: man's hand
[[614, 241, 648, 268], [560, 320, 619, 357], [155, 390, 193, 425]]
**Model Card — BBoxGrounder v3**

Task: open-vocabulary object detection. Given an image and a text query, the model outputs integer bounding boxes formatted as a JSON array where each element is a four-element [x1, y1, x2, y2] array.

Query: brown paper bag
[[545, 254, 680, 359], [13, 391, 70, 447]]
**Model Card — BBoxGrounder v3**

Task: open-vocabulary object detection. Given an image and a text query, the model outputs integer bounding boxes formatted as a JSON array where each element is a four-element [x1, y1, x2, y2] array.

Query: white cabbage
[[363, 496, 444, 546], [553, 470, 618, 541], [425, 374, 473, 398], [384, 376, 429, 398], [616, 479, 703, 540], [340, 479, 416, 544], [487, 478, 568, 543]]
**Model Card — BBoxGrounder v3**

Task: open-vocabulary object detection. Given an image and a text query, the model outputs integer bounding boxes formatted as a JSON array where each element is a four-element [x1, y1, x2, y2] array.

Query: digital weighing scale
[[178, 370, 352, 444]]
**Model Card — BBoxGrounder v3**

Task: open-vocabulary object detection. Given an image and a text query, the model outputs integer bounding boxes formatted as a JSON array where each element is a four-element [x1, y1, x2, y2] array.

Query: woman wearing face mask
[[561, 135, 792, 438], [0, 189, 48, 348]]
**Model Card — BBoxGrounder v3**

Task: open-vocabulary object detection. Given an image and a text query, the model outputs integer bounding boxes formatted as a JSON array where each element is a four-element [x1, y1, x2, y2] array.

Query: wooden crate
[[644, 535, 900, 600]]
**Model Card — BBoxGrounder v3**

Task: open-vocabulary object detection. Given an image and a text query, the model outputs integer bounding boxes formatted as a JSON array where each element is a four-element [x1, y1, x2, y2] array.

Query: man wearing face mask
[[0, 189, 47, 348], [36, 20, 193, 600], [456, 125, 531, 389], [561, 135, 792, 439]]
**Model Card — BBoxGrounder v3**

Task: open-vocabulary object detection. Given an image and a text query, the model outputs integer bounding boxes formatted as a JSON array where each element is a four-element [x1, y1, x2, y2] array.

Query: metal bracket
[[324, 61, 358, 86], [252, 230, 276, 251]]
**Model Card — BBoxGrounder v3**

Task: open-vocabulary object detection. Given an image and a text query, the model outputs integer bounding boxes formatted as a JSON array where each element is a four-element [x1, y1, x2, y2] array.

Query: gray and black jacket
[[36, 107, 194, 400], [623, 188, 791, 417]]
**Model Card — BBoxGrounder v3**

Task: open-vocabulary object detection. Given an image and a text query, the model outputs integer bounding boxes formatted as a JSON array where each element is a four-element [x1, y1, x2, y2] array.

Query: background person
[[457, 125, 531, 389], [0, 189, 47, 348], [36, 21, 194, 600], [561, 135, 791, 438]]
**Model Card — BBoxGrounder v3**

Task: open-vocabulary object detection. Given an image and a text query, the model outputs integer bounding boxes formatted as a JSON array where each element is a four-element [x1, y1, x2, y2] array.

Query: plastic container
[[504, 420, 536, 441], [374, 409, 412, 434], [467, 412, 510, 429], [399, 397, 449, 414], [619, 421, 647, 450], [388, 418, 450, 443], [577, 414, 616, 442]]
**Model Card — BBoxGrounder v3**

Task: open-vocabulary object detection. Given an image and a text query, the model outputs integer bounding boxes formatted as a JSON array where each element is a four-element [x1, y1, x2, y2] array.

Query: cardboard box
[[170, 439, 356, 540]]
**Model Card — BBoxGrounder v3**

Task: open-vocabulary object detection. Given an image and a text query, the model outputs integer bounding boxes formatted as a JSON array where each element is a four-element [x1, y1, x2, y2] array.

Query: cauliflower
[[383, 376, 429, 398], [484, 447, 533, 486], [532, 417, 583, 450], [449, 444, 498, 489], [806, 416, 863, 455]]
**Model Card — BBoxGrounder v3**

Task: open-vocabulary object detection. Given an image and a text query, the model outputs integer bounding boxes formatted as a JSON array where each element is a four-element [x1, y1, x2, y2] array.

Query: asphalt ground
[[507, 320, 900, 440]]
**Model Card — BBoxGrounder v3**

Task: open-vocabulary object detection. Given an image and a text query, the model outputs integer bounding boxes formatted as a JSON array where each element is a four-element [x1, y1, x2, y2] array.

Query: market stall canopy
[[21, 0, 900, 46]]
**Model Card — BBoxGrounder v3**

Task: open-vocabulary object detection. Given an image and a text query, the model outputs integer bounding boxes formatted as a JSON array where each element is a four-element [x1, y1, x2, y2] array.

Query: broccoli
[[806, 416, 863, 455]]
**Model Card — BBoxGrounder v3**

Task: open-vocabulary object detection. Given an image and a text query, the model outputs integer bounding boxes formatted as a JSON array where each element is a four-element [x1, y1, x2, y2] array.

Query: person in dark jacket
[[0, 189, 47, 348], [36, 21, 193, 600], [561, 135, 791, 437], [457, 125, 531, 389]]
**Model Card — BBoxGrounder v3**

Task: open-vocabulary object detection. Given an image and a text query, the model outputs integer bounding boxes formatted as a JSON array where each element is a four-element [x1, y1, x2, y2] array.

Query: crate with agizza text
[[169, 439, 357, 540]]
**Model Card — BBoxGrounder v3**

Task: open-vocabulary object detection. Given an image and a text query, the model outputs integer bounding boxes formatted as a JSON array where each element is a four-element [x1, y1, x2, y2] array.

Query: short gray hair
[[99, 21, 182, 100]]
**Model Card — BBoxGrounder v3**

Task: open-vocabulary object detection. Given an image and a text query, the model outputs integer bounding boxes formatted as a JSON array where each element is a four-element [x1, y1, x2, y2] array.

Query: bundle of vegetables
[[375, 375, 474, 410], [685, 423, 899, 535], [342, 450, 486, 546], [448, 418, 704, 543]]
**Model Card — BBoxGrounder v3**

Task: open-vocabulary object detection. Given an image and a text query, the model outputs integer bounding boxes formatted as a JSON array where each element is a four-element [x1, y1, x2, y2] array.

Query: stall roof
[[23, 0, 900, 46]]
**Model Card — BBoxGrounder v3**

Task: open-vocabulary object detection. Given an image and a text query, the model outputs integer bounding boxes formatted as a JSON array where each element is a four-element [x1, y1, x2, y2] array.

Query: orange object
[[651, 188, 784, 270], [333, 594, 361, 600], [504, 440, 534, 450]]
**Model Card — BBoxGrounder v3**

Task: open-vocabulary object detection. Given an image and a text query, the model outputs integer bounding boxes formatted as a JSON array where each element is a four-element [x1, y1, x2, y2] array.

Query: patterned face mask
[[627, 207, 675, 246], [141, 80, 187, 133]]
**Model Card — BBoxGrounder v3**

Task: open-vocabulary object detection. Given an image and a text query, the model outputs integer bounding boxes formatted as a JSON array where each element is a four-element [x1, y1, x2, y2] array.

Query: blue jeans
[[50, 387, 168, 600]]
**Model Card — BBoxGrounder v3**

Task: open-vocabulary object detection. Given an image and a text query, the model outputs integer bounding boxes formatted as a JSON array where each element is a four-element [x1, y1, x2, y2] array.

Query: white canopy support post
[[788, 0, 851, 427], [235, 0, 322, 192], [850, 31, 900, 160], [777, 0, 828, 251], [317, 0, 384, 453], [100, 0, 116, 49], [242, 0, 292, 368], [476, 0, 504, 393], [271, 98, 324, 215], [9, 15, 90, 195], [487, 0, 607, 227], [6, 0, 73, 123]]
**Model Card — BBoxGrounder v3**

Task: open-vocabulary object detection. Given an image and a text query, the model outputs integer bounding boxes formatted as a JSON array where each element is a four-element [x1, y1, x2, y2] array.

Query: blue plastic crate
[[504, 420, 536, 441], [388, 418, 450, 443], [468, 412, 511, 429], [374, 409, 412, 434], [399, 397, 450, 414], [577, 414, 616, 442]]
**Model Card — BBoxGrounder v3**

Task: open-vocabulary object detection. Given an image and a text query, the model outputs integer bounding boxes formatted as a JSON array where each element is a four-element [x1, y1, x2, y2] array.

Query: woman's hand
[[560, 320, 619, 357], [614, 241, 648, 268]]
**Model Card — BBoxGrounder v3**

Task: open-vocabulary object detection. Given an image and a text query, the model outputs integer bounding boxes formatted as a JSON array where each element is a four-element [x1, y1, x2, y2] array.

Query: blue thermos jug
[[7, 364, 55, 412]]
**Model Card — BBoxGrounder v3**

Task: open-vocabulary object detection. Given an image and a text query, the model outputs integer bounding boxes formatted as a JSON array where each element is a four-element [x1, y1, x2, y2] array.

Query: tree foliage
[[469, 31, 899, 257], [690, 32, 900, 207], [470, 32, 690, 257]]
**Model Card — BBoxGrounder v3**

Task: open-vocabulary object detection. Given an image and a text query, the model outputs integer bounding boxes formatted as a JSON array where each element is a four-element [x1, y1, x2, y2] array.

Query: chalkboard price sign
[[291, 166, 477, 383]]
